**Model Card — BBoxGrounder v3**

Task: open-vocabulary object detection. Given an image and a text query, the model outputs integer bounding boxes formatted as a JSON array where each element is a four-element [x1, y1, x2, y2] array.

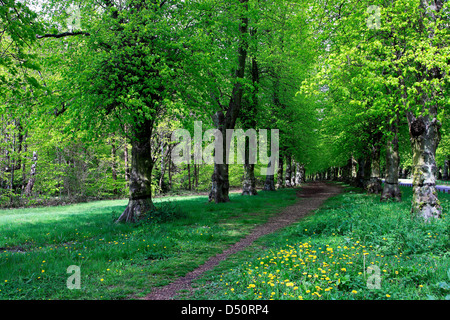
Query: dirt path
[[143, 182, 343, 300]]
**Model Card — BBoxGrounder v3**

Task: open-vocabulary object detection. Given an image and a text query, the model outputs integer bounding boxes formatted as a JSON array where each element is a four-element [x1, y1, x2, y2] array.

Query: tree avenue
[[303, 0, 449, 221], [0, 0, 449, 224]]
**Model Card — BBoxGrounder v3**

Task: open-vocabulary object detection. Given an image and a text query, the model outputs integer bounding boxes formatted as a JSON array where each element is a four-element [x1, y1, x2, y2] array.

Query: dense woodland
[[0, 0, 449, 222]]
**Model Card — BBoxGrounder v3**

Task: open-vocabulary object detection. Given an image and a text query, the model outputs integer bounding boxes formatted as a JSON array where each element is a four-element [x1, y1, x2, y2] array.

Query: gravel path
[[143, 181, 343, 300]]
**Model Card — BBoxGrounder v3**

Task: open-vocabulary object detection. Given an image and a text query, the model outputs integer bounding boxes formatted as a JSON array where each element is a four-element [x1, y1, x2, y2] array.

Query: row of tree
[[302, 0, 450, 220], [1, 0, 449, 223], [0, 0, 317, 220]]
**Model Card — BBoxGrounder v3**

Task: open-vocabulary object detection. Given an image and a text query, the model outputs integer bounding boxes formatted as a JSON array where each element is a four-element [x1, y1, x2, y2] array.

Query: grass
[[2, 183, 449, 300], [190, 184, 450, 300], [0, 188, 298, 299]]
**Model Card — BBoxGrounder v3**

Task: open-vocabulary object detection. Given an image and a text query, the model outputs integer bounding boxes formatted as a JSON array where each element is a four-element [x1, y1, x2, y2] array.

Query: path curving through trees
[[143, 182, 343, 300]]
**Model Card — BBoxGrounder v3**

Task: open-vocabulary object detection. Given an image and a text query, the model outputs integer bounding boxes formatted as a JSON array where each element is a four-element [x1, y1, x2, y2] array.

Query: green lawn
[[190, 184, 450, 300], [0, 189, 298, 299], [2, 184, 449, 300]]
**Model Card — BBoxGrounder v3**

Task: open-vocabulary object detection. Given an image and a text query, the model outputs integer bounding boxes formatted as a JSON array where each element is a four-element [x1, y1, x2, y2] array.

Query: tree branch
[[36, 31, 90, 39]]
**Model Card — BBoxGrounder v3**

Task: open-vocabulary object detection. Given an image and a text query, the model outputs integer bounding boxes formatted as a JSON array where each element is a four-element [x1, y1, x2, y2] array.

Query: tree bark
[[333, 167, 339, 181], [24, 151, 38, 197], [407, 112, 442, 220], [168, 151, 172, 191], [263, 159, 275, 191], [285, 154, 292, 187], [111, 138, 118, 194], [367, 143, 382, 194], [124, 133, 129, 183], [192, 163, 196, 191], [195, 164, 199, 190], [209, 112, 230, 203], [381, 115, 401, 201], [21, 132, 28, 192], [295, 163, 302, 185], [290, 160, 296, 187], [343, 157, 357, 184], [300, 164, 306, 183], [275, 154, 284, 189], [187, 163, 191, 191], [117, 119, 155, 223], [356, 157, 365, 188], [209, 161, 230, 202], [242, 163, 257, 195]]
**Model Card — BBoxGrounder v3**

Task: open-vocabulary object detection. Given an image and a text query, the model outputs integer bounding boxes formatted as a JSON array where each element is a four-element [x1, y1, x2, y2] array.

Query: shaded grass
[[191, 183, 450, 300], [0, 188, 298, 299]]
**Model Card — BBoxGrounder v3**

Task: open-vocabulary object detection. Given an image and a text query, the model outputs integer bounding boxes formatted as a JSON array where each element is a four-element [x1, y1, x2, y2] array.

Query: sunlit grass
[[193, 185, 450, 300], [0, 188, 298, 299]]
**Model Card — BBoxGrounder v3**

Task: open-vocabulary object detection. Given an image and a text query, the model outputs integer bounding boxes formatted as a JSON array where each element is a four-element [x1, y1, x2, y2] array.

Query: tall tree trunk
[[209, 112, 230, 203], [195, 164, 199, 189], [187, 163, 191, 191], [404, 0, 444, 220], [242, 163, 257, 195], [168, 151, 172, 191], [342, 158, 355, 183], [10, 128, 16, 192], [159, 134, 165, 193], [285, 154, 292, 187], [117, 119, 155, 223], [21, 133, 28, 192], [193, 164, 198, 191], [295, 163, 302, 185], [24, 151, 37, 197], [276, 154, 284, 189], [367, 143, 382, 194], [209, 0, 248, 203], [124, 134, 129, 183], [407, 112, 441, 219], [159, 156, 165, 193], [290, 160, 296, 187], [381, 114, 401, 201], [111, 138, 118, 194], [356, 157, 365, 188], [263, 159, 275, 191], [241, 47, 259, 196], [210, 162, 230, 202], [350, 156, 358, 184]]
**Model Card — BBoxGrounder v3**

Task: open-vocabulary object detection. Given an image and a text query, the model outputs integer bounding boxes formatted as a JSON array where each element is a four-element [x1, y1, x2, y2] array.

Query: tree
[[35, 0, 217, 221], [208, 0, 249, 203]]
